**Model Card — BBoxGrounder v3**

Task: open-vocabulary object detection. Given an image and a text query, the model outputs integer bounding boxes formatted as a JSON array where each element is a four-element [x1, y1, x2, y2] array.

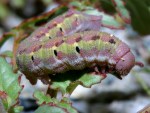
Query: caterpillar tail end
[[135, 62, 144, 68]]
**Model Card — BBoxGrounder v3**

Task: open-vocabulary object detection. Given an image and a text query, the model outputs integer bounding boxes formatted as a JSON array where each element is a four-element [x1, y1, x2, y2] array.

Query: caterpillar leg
[[91, 65, 123, 80], [91, 66, 107, 78], [114, 74, 122, 80]]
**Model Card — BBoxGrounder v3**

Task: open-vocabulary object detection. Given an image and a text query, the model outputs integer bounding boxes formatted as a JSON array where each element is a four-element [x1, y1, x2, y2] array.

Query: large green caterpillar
[[16, 10, 140, 85]]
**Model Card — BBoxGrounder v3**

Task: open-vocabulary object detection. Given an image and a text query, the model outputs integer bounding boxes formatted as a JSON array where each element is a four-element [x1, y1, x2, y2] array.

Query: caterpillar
[[17, 30, 140, 84], [16, 10, 142, 85]]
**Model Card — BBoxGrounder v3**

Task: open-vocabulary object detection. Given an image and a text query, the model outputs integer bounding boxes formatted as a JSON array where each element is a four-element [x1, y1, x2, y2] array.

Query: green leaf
[[0, 57, 23, 113], [57, 99, 77, 113], [0, 32, 14, 48], [51, 70, 105, 95], [0, 51, 13, 58], [34, 91, 78, 113], [112, 0, 130, 23], [35, 104, 67, 113], [125, 0, 150, 35], [0, 2, 9, 19], [10, 0, 25, 8], [34, 90, 52, 105], [99, 0, 116, 14], [84, 9, 123, 29], [13, 106, 24, 113], [69, 1, 93, 10], [51, 81, 70, 94]]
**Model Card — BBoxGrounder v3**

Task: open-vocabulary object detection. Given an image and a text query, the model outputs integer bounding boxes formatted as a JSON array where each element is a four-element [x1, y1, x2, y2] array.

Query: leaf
[[112, 0, 130, 23], [0, 2, 9, 19], [0, 32, 14, 48], [57, 98, 77, 113], [10, 0, 25, 8], [34, 90, 52, 105], [0, 51, 13, 58], [50, 70, 105, 95], [125, 0, 150, 35], [34, 104, 67, 113], [0, 57, 23, 113], [84, 8, 124, 29], [69, 1, 93, 10], [98, 0, 116, 14], [34, 91, 78, 113]]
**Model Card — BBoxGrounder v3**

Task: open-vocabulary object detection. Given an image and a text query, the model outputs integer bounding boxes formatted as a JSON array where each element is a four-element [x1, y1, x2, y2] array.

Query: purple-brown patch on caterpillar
[[54, 17, 64, 24], [75, 36, 82, 42], [47, 16, 64, 29], [42, 55, 68, 74], [66, 54, 85, 69], [65, 37, 77, 44], [54, 51, 63, 60], [80, 47, 99, 63], [101, 33, 113, 42], [25, 43, 41, 54], [31, 27, 48, 39], [44, 57, 59, 70], [47, 22, 56, 29], [52, 63, 68, 73], [44, 38, 61, 48], [47, 51, 69, 73], [31, 56, 41, 66], [91, 35, 100, 40], [65, 10, 75, 17], [56, 27, 64, 36], [53, 50, 85, 70], [55, 40, 64, 47], [87, 15, 102, 30], [33, 45, 42, 52], [19, 48, 27, 55], [109, 39, 116, 44], [99, 33, 118, 45], [89, 15, 102, 21], [82, 33, 98, 41], [55, 51, 64, 60]]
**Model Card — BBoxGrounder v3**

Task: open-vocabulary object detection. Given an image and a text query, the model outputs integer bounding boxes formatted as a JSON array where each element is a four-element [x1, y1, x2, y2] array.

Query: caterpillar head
[[115, 52, 135, 76], [113, 43, 143, 78]]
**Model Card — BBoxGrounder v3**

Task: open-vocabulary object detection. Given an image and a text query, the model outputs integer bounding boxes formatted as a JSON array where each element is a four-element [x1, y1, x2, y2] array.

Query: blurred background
[[0, 0, 150, 113]]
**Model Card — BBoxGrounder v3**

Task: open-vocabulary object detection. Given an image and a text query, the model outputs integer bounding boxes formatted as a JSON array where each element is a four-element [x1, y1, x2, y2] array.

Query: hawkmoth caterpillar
[[16, 10, 141, 85], [17, 30, 138, 84]]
